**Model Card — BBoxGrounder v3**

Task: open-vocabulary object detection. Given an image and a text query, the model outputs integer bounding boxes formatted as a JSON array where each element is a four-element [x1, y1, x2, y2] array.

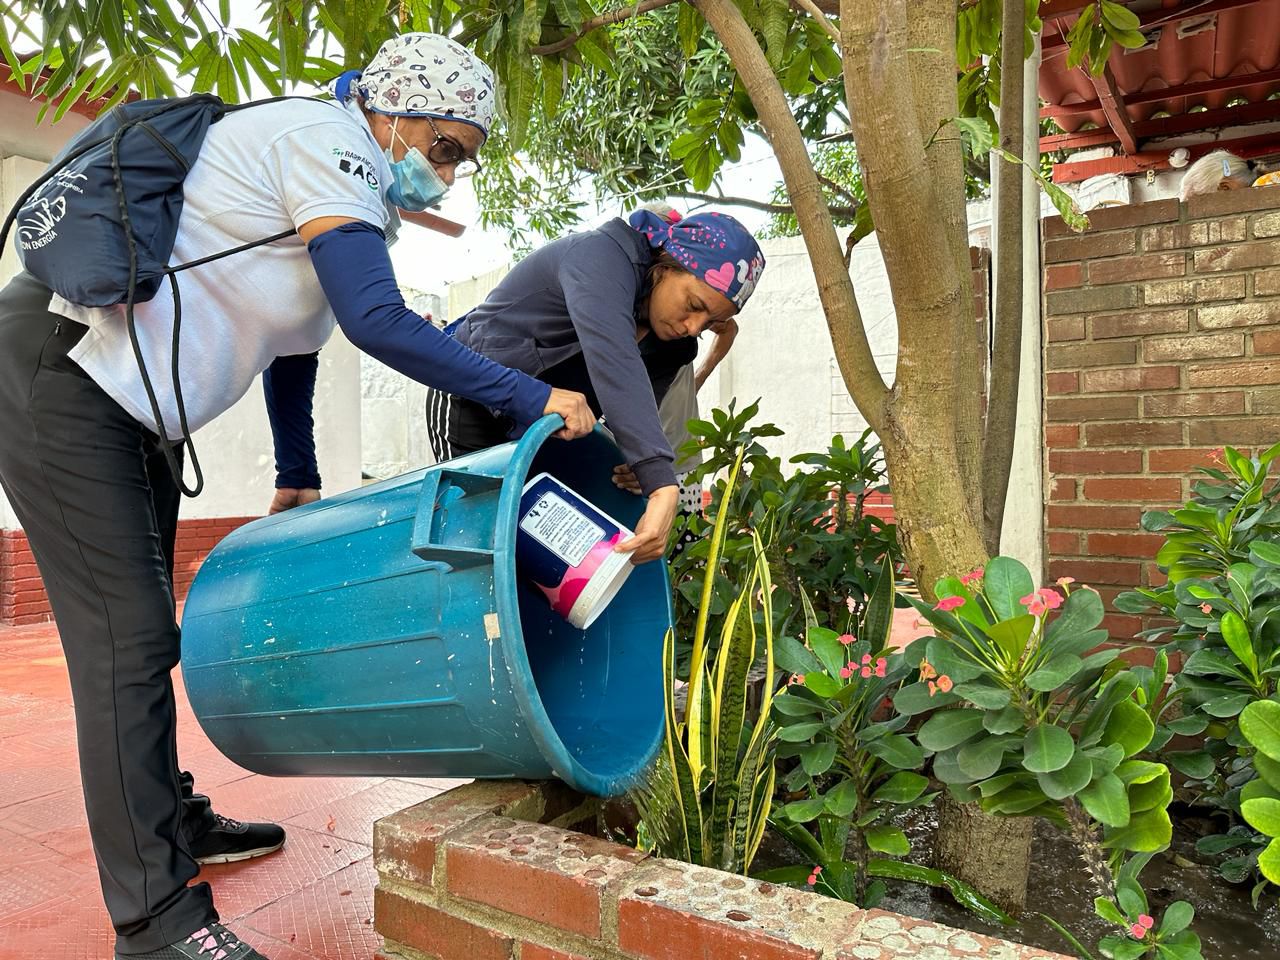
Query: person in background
[[0, 32, 591, 960], [426, 207, 766, 565], [1179, 149, 1280, 199]]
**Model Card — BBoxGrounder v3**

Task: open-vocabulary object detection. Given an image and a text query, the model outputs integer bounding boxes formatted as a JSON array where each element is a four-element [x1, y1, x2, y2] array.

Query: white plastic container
[[516, 472, 636, 630]]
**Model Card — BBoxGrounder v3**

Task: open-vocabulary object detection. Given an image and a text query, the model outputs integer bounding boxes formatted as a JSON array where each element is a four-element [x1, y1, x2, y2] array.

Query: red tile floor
[[0, 617, 467, 960]]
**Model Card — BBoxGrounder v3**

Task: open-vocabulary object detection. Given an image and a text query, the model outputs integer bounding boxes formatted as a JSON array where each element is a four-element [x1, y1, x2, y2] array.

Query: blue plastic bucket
[[179, 417, 670, 797]]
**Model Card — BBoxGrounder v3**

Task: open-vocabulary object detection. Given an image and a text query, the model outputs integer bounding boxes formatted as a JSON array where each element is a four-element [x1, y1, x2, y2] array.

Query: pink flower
[[813, 866, 822, 875], [1211, 448, 1225, 464], [919, 658, 937, 681], [807, 873, 817, 886], [960, 567, 984, 586], [860, 665, 873, 678], [1129, 923, 1146, 940], [846, 596, 856, 614], [1040, 588, 1063, 611], [874, 657, 887, 678], [1138, 915, 1154, 931], [861, 653, 872, 665], [928, 675, 953, 696], [1021, 592, 1047, 617], [839, 665, 853, 680], [838, 633, 855, 646], [1200, 602, 1212, 614], [790, 674, 805, 686], [935, 595, 965, 612], [1057, 576, 1076, 587]]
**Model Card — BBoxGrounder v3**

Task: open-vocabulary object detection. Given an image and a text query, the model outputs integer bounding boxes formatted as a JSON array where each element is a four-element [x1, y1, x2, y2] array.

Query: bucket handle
[[411, 468, 504, 570]]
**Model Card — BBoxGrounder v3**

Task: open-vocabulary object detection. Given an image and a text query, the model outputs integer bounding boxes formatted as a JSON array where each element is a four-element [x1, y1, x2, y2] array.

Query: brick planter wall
[[0, 516, 255, 626], [1043, 187, 1280, 638], [372, 780, 1068, 960]]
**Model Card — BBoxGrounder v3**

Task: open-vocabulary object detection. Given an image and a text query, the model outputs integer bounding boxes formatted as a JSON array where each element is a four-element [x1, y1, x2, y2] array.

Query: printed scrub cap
[[628, 209, 766, 312], [332, 32, 496, 137]]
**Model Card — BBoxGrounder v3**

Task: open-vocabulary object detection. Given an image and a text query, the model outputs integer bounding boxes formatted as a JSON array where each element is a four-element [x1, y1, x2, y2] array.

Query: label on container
[[518, 492, 605, 568]]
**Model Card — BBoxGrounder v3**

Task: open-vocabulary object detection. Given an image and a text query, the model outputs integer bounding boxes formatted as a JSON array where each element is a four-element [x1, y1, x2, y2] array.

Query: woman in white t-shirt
[[0, 33, 591, 960]]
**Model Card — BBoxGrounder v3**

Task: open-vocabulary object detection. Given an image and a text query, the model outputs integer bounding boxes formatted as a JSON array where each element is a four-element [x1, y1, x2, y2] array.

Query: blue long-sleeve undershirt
[[263, 352, 321, 489], [307, 220, 551, 422]]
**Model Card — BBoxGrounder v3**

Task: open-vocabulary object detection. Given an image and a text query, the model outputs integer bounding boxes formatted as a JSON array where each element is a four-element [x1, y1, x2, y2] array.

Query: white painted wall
[[0, 89, 362, 530]]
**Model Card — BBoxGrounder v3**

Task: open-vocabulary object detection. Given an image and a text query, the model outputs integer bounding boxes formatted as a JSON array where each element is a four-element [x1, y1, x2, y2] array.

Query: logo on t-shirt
[[331, 147, 380, 192]]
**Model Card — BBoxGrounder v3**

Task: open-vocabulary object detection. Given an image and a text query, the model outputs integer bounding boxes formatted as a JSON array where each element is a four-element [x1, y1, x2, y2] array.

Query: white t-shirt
[[52, 98, 394, 440]]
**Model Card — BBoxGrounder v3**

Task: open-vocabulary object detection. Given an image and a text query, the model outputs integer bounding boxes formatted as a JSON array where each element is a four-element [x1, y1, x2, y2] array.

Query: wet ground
[[754, 802, 1280, 957]]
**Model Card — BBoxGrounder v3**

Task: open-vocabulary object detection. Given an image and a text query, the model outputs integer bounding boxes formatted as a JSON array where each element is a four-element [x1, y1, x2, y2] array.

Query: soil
[[751, 802, 1280, 958]]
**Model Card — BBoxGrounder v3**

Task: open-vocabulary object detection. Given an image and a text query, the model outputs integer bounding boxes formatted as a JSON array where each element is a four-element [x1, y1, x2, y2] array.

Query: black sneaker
[[116, 922, 268, 959], [189, 813, 285, 865]]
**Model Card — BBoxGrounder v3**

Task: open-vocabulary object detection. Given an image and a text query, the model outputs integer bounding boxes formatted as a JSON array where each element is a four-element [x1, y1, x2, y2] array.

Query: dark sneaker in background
[[116, 922, 269, 959], [189, 813, 286, 865]]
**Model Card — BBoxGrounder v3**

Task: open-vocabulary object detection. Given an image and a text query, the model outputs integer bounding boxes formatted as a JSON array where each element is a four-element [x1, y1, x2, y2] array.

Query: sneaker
[[189, 813, 285, 865], [116, 922, 268, 959]]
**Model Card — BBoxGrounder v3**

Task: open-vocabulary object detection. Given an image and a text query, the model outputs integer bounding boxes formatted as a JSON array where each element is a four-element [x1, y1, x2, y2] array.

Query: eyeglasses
[[422, 115, 482, 179]]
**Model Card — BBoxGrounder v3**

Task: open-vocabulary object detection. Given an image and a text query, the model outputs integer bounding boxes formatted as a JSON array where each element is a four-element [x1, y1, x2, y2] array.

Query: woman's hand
[[611, 463, 643, 495], [269, 487, 320, 515], [615, 484, 678, 564], [544, 387, 596, 440]]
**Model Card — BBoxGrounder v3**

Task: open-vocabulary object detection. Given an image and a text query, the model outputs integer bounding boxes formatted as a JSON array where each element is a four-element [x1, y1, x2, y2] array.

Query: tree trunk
[[980, 0, 1028, 554], [933, 792, 1034, 915]]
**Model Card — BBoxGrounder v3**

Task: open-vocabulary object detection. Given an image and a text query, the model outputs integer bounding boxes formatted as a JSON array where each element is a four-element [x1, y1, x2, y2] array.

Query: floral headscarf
[[628, 209, 766, 311]]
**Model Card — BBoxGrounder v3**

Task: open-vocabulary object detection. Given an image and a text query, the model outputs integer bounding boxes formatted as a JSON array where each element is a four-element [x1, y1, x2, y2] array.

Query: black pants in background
[[0, 272, 219, 953]]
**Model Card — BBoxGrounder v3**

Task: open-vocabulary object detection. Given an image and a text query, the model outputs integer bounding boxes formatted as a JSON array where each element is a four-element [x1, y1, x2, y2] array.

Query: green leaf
[[1159, 901, 1194, 938], [1168, 751, 1215, 781], [1100, 0, 1142, 31], [919, 709, 987, 752], [1220, 611, 1260, 677], [865, 824, 910, 856], [677, 1, 702, 58], [804, 672, 842, 698], [1037, 750, 1094, 801], [1046, 587, 1106, 644], [951, 680, 1012, 709], [1201, 691, 1251, 718], [894, 680, 959, 715], [957, 735, 1016, 780], [868, 859, 1014, 926], [1105, 806, 1173, 852], [781, 796, 826, 823], [1256, 751, 1280, 792], [871, 772, 930, 805], [824, 780, 859, 817], [801, 741, 837, 776], [1022, 725, 1076, 774], [808, 627, 847, 678], [1241, 699, 1280, 760], [866, 734, 925, 770], [983, 705, 1026, 735], [1079, 773, 1130, 826], [924, 636, 985, 683], [1103, 699, 1156, 758], [1259, 837, 1280, 885], [1026, 654, 1084, 691], [983, 556, 1035, 620], [503, 49, 538, 151], [988, 615, 1036, 663], [777, 722, 824, 742], [1242, 797, 1280, 837], [775, 635, 823, 677], [1094, 896, 1127, 927], [1250, 540, 1280, 567], [772, 693, 821, 717]]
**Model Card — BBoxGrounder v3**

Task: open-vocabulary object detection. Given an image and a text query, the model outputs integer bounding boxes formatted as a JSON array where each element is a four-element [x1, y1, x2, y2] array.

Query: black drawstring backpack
[[1, 93, 310, 497]]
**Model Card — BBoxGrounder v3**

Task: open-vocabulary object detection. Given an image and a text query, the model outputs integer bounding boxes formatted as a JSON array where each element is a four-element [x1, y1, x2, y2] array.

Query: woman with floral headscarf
[[0, 32, 592, 960], [426, 207, 766, 564]]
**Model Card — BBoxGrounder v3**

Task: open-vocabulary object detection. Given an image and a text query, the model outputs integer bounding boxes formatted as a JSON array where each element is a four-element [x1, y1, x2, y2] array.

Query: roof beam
[[1042, 0, 1264, 50], [1089, 63, 1139, 154], [1041, 67, 1280, 118], [1051, 131, 1280, 182], [1040, 97, 1280, 152]]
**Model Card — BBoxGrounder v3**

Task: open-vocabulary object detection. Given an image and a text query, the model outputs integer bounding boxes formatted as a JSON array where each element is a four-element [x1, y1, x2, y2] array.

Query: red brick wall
[[1, 516, 256, 627], [1043, 187, 1280, 638]]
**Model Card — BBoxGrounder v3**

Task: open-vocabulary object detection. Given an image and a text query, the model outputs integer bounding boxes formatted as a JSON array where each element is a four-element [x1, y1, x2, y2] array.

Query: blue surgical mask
[[384, 119, 449, 211]]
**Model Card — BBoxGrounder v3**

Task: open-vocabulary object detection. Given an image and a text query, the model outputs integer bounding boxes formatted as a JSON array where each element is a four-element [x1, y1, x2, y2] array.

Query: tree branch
[[530, 0, 683, 56], [816, 171, 859, 206], [693, 0, 888, 435], [794, 0, 841, 45], [981, 0, 1028, 554], [673, 189, 859, 219]]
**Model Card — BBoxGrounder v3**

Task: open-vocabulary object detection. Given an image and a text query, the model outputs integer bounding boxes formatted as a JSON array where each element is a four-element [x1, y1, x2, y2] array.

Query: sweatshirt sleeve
[[307, 221, 550, 425], [557, 237, 677, 495]]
